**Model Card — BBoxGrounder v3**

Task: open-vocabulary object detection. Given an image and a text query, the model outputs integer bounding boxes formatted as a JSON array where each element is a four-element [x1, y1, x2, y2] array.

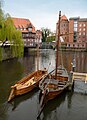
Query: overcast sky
[[3, 0, 87, 31]]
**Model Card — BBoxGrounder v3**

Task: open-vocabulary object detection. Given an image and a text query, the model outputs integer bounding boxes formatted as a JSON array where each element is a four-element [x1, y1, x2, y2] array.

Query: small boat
[[37, 11, 73, 118], [8, 69, 47, 102], [39, 66, 70, 105], [8, 33, 48, 102]]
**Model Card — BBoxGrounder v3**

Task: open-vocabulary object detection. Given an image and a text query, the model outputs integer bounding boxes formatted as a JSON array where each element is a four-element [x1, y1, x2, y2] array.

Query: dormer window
[[24, 28, 26, 31], [20, 28, 22, 30], [28, 23, 32, 32], [28, 27, 32, 32]]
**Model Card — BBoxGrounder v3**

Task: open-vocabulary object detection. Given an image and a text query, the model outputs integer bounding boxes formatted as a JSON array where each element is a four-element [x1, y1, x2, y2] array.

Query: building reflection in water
[[0, 49, 87, 120]]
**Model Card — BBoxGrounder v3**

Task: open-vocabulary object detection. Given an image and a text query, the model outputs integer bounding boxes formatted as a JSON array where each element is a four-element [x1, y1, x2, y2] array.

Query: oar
[[37, 103, 45, 119], [37, 89, 47, 119]]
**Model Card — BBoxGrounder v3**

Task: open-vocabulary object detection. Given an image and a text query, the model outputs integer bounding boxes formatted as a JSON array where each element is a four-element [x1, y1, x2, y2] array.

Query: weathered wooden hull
[[39, 84, 67, 107], [46, 90, 63, 101], [39, 67, 70, 106], [8, 70, 47, 102], [15, 81, 37, 95], [15, 78, 41, 95]]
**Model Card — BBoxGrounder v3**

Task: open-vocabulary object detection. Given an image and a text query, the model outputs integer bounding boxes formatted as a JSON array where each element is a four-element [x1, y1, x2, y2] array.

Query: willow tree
[[0, 1, 24, 61]]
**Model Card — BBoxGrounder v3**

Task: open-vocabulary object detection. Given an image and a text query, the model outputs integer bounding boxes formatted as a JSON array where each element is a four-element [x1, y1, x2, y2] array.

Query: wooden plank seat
[[16, 77, 35, 89]]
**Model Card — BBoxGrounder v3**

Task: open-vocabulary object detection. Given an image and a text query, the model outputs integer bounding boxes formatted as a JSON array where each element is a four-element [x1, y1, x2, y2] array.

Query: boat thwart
[[8, 69, 47, 102]]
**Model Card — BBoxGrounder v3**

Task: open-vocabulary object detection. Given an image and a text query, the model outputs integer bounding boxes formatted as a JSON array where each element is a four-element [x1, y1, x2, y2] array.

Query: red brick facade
[[56, 15, 69, 45], [56, 15, 87, 49]]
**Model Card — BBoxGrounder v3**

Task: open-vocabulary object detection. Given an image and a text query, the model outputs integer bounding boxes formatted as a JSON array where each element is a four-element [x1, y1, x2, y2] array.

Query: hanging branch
[[0, 3, 24, 61]]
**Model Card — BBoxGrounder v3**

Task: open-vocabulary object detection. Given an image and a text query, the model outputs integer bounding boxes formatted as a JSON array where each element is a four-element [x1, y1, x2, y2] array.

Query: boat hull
[[15, 78, 41, 95], [39, 67, 70, 106], [46, 90, 63, 101], [8, 70, 47, 102]]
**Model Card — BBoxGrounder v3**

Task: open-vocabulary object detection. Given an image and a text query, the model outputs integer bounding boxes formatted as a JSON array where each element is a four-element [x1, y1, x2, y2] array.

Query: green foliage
[[11, 30, 24, 57], [41, 28, 50, 42], [0, 1, 24, 61], [47, 36, 55, 42]]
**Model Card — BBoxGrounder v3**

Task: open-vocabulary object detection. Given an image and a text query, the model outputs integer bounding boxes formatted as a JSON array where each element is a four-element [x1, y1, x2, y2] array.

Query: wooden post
[[55, 11, 61, 79], [85, 74, 87, 83]]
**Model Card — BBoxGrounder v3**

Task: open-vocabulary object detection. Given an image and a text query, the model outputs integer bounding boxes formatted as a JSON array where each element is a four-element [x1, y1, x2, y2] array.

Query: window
[[79, 24, 82, 27], [26, 34, 29, 37], [24, 39, 26, 41], [74, 20, 77, 32], [83, 24, 85, 27], [28, 27, 32, 32], [74, 23, 77, 28], [79, 32, 81, 35], [79, 28, 81, 31], [83, 28, 85, 31], [68, 44, 70, 47], [74, 27, 77, 31]]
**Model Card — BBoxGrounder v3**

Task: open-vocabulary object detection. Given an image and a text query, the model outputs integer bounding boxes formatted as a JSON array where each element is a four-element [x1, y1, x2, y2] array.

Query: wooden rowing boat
[[8, 69, 47, 102], [39, 66, 70, 106], [38, 66, 71, 118]]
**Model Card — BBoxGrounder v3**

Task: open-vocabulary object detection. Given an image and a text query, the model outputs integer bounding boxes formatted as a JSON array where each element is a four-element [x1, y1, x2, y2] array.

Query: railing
[[72, 72, 87, 83]]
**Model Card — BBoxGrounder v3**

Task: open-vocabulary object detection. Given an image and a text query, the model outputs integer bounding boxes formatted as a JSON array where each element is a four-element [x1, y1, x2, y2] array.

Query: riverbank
[[59, 47, 87, 52], [1, 46, 87, 61]]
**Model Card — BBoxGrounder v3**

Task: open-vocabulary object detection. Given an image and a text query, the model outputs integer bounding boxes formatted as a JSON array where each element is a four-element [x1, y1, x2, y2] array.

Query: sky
[[2, 0, 87, 31]]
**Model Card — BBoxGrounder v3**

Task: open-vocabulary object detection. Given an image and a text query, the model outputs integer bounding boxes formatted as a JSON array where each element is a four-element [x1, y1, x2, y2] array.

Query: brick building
[[12, 17, 36, 47], [68, 17, 86, 48], [56, 15, 87, 49], [78, 18, 87, 44], [56, 15, 69, 46]]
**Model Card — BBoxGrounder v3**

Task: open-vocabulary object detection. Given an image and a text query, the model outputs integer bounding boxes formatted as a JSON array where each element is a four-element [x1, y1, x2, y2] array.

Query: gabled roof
[[61, 15, 68, 20], [12, 17, 35, 33], [56, 15, 68, 24]]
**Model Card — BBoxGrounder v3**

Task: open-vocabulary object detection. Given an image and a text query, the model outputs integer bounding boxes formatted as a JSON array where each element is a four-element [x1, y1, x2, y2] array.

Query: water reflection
[[11, 88, 39, 111], [0, 59, 24, 104], [60, 51, 87, 73], [0, 49, 87, 120], [40, 93, 66, 120], [0, 102, 9, 120]]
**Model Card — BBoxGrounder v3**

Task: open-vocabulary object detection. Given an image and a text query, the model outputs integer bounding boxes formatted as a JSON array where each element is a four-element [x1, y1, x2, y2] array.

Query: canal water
[[0, 49, 87, 120]]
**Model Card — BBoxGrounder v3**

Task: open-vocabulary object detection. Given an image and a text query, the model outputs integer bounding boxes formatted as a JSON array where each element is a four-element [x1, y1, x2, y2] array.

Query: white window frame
[[79, 24, 82, 27], [79, 28, 81, 31], [83, 28, 85, 31], [79, 32, 81, 35], [83, 24, 85, 27]]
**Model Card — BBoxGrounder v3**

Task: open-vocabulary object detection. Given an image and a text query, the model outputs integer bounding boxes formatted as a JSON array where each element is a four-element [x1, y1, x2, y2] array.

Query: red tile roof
[[61, 15, 68, 20], [12, 17, 35, 33]]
